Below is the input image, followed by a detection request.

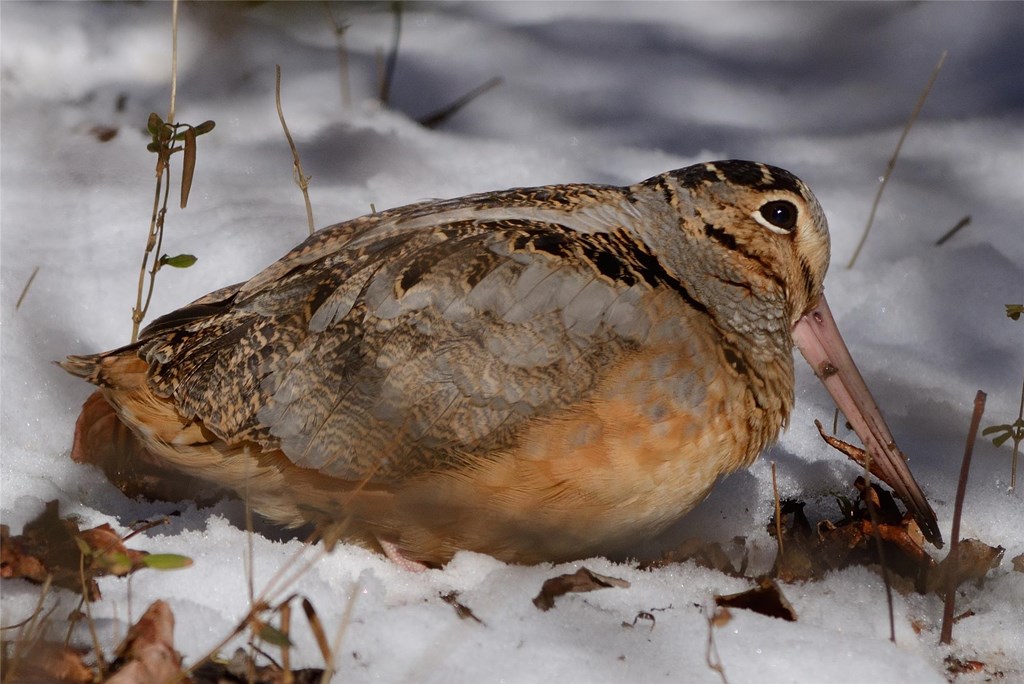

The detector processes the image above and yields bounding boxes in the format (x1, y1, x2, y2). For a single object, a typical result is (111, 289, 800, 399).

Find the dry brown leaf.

(643, 536, 747, 576)
(533, 567, 630, 611)
(769, 482, 936, 589)
(0, 500, 187, 600)
(944, 656, 986, 675)
(192, 648, 325, 683)
(715, 578, 797, 622)
(0, 640, 93, 683)
(441, 591, 485, 624)
(107, 600, 182, 683)
(1012, 552, 1024, 573)
(927, 539, 1004, 595)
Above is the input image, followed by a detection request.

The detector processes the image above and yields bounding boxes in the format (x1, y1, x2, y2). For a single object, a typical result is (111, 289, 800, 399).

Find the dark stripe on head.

(661, 164, 721, 189)
(702, 222, 785, 290)
(712, 161, 803, 194)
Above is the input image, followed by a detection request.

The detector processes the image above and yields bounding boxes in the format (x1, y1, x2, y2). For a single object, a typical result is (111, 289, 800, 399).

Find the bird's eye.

(757, 200, 798, 232)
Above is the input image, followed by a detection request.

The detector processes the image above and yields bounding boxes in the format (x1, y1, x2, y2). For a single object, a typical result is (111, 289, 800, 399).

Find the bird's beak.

(791, 294, 943, 547)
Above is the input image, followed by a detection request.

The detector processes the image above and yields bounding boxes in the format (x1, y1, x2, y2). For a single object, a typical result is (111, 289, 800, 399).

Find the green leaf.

(142, 553, 194, 570)
(74, 536, 92, 556)
(147, 112, 163, 135)
(160, 254, 197, 268)
(256, 622, 293, 647)
(195, 120, 216, 136)
(982, 424, 1010, 436)
(1006, 304, 1023, 321)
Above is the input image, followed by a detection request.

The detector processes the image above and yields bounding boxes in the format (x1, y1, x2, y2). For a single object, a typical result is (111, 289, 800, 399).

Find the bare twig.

(703, 605, 730, 684)
(168, 0, 178, 125)
(847, 50, 947, 269)
(378, 1, 403, 105)
(275, 65, 316, 235)
(418, 77, 504, 129)
(861, 474, 896, 644)
(323, 2, 351, 110)
(14, 266, 39, 311)
(771, 461, 784, 557)
(935, 215, 972, 246)
(941, 390, 986, 645)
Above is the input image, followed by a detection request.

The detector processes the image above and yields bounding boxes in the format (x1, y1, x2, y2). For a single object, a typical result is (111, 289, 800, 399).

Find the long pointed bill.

(791, 294, 943, 548)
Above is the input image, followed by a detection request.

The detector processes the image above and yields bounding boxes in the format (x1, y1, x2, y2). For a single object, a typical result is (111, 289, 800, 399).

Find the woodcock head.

(631, 161, 940, 546)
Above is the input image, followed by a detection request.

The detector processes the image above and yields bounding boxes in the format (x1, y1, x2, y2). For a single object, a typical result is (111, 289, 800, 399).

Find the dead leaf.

(944, 656, 986, 675)
(106, 600, 181, 683)
(1, 500, 190, 600)
(192, 648, 325, 683)
(1012, 553, 1024, 573)
(643, 536, 747, 576)
(715, 578, 797, 622)
(621, 611, 656, 630)
(769, 483, 936, 589)
(441, 591, 484, 624)
(0, 640, 93, 683)
(927, 539, 1004, 595)
(89, 125, 119, 142)
(533, 567, 630, 611)
(709, 606, 732, 627)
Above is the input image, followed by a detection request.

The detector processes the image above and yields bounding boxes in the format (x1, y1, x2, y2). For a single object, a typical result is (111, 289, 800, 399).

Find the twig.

(418, 77, 503, 129)
(861, 475, 896, 644)
(771, 461, 784, 557)
(275, 65, 316, 235)
(323, 2, 351, 110)
(14, 266, 39, 311)
(934, 215, 972, 246)
(847, 50, 947, 269)
(941, 390, 986, 645)
(168, 0, 178, 125)
(378, 1, 403, 105)
(703, 605, 730, 684)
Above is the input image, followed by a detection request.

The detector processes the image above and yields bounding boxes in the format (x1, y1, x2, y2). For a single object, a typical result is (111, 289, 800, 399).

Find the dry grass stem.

(419, 77, 504, 129)
(935, 215, 972, 246)
(703, 605, 730, 684)
(941, 390, 987, 645)
(771, 461, 784, 557)
(14, 266, 39, 311)
(378, 1, 403, 105)
(860, 460, 897, 644)
(322, 579, 363, 684)
(323, 2, 352, 110)
(847, 50, 947, 269)
(275, 65, 316, 235)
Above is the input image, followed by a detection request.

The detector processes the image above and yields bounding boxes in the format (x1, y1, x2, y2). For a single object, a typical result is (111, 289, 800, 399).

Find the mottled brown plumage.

(63, 160, 941, 565)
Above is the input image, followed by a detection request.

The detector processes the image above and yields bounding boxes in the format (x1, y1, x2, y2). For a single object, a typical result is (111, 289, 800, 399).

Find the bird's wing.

(137, 186, 677, 484)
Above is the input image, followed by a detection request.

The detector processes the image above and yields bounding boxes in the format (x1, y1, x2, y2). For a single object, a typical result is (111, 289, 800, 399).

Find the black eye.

(759, 200, 798, 232)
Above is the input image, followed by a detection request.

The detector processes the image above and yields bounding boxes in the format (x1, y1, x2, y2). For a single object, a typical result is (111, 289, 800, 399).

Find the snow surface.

(2, 2, 1023, 682)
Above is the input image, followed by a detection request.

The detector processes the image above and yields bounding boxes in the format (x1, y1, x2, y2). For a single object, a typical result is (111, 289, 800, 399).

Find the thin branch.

(418, 77, 503, 129)
(378, 1, 402, 105)
(847, 50, 947, 269)
(323, 2, 352, 110)
(935, 215, 972, 246)
(862, 476, 896, 644)
(941, 390, 987, 645)
(168, 0, 178, 125)
(771, 461, 784, 557)
(15, 266, 39, 311)
(275, 65, 316, 235)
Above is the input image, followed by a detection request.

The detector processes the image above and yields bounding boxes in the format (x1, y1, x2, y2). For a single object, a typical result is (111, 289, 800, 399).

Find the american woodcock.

(63, 160, 942, 566)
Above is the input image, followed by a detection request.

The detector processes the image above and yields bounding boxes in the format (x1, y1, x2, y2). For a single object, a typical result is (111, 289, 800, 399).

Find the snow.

(2, 2, 1023, 682)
